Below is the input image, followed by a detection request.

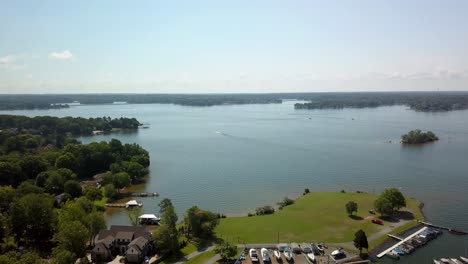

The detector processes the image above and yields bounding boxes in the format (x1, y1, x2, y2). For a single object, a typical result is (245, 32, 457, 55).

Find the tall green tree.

(64, 180, 82, 198)
(127, 206, 142, 226)
(214, 240, 237, 261)
(345, 201, 358, 215)
(158, 198, 173, 215)
(374, 188, 406, 216)
(9, 193, 56, 245)
(153, 203, 178, 254)
(54, 221, 89, 258)
(184, 206, 219, 239)
(353, 229, 369, 254)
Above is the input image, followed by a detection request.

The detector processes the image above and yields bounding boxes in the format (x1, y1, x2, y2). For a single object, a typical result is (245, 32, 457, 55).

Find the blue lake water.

(2, 101, 467, 262)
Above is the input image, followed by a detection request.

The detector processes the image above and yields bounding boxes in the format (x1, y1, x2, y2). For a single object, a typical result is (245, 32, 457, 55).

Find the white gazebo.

(138, 214, 160, 225)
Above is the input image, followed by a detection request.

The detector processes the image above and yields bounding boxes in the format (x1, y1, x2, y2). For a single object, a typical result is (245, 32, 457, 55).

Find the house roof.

(115, 231, 134, 241)
(95, 225, 151, 244)
(127, 237, 148, 253)
(96, 235, 114, 248)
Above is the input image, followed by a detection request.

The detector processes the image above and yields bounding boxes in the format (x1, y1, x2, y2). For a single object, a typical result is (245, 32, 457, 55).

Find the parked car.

(372, 219, 384, 225)
(290, 243, 301, 254)
(310, 243, 321, 255)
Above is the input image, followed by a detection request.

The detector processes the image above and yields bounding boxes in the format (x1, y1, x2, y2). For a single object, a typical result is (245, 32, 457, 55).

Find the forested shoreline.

(1, 92, 468, 112)
(0, 115, 149, 263)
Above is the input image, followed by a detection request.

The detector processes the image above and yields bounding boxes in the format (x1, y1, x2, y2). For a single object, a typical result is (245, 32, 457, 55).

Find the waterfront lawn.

(184, 251, 216, 264)
(216, 192, 422, 244)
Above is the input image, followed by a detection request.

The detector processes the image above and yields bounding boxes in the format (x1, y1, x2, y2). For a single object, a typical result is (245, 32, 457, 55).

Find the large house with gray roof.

(92, 225, 153, 263)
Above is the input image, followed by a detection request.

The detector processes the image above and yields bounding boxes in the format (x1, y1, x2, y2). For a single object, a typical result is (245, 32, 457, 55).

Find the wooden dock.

(418, 221, 468, 235)
(376, 227, 428, 258)
(119, 192, 159, 198)
(105, 203, 127, 208)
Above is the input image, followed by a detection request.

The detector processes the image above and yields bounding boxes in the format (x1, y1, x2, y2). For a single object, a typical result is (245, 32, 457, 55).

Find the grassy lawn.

(216, 192, 423, 244)
(184, 250, 216, 264)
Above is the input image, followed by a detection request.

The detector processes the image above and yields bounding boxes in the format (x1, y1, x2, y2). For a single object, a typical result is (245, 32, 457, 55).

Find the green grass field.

(216, 192, 423, 245)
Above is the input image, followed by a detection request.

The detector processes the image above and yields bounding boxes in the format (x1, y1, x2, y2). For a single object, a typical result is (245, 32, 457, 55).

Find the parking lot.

(239, 248, 338, 264)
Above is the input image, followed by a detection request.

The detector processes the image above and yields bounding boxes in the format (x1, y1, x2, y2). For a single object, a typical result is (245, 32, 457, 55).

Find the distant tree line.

(401, 130, 438, 144)
(294, 92, 468, 112)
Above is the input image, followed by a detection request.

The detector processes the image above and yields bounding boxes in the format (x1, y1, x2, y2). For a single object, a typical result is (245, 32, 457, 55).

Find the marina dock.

(418, 221, 468, 235)
(376, 227, 428, 258)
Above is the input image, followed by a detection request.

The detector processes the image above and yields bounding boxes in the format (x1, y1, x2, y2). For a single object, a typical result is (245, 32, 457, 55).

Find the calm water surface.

(2, 101, 467, 262)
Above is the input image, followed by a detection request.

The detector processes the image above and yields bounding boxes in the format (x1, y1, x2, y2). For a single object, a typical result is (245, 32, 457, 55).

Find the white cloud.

(0, 55, 15, 68)
(49, 50, 74, 60)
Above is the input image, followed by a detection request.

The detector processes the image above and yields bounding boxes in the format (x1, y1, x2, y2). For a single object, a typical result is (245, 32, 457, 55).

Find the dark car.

(310, 243, 321, 255)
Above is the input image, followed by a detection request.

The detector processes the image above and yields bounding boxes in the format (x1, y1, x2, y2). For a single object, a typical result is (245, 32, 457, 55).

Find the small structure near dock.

(138, 214, 160, 225)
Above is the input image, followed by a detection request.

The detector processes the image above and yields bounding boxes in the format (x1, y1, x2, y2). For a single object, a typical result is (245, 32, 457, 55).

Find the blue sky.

(1, 0, 467, 93)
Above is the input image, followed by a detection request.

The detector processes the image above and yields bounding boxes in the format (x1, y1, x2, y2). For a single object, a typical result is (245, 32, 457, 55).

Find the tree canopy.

(353, 229, 369, 254)
(374, 188, 406, 216)
(401, 130, 439, 144)
(346, 201, 358, 215)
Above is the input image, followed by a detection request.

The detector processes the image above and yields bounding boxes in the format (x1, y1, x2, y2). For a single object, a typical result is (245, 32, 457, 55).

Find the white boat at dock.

(273, 250, 281, 260)
(460, 256, 468, 263)
(284, 247, 293, 261)
(261, 248, 270, 262)
(125, 200, 143, 208)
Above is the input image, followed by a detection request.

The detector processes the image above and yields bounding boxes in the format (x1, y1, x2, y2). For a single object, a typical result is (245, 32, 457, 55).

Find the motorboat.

(261, 248, 270, 262)
(249, 248, 259, 262)
(433, 260, 441, 264)
(386, 251, 399, 260)
(451, 259, 464, 264)
(273, 250, 281, 260)
(306, 252, 316, 263)
(460, 256, 468, 263)
(284, 247, 293, 261)
(316, 243, 325, 252)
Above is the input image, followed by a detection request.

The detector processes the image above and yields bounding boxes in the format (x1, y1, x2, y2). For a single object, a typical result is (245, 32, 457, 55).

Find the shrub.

(303, 188, 310, 195)
(255, 206, 275, 215)
(277, 197, 294, 210)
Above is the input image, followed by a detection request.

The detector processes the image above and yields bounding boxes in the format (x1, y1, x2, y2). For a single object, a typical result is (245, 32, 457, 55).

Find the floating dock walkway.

(376, 227, 428, 258)
(418, 221, 468, 235)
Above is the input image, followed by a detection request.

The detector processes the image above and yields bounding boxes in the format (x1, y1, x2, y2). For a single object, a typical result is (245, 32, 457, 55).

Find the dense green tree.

(15, 181, 44, 197)
(0, 162, 22, 186)
(44, 171, 64, 194)
(131, 155, 150, 167)
(374, 188, 406, 216)
(401, 130, 439, 144)
(214, 240, 237, 261)
(103, 184, 117, 199)
(184, 206, 219, 239)
(54, 221, 89, 258)
(158, 198, 173, 214)
(161, 204, 178, 229)
(353, 229, 369, 254)
(127, 207, 142, 226)
(55, 153, 77, 171)
(9, 193, 56, 245)
(0, 186, 15, 212)
(346, 201, 358, 215)
(52, 248, 76, 264)
(0, 251, 47, 264)
(84, 186, 102, 201)
(153, 224, 178, 254)
(64, 180, 82, 198)
(18, 155, 48, 180)
(103, 172, 131, 189)
(88, 211, 106, 246)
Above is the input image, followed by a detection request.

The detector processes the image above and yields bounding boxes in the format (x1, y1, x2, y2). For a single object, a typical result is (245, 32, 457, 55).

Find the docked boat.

(316, 243, 325, 253)
(386, 251, 399, 260)
(138, 214, 160, 225)
(433, 260, 441, 264)
(284, 247, 293, 261)
(306, 253, 316, 263)
(125, 200, 142, 208)
(452, 259, 464, 264)
(273, 250, 281, 260)
(261, 248, 270, 262)
(441, 258, 454, 263)
(392, 248, 405, 255)
(249, 249, 259, 262)
(460, 256, 468, 263)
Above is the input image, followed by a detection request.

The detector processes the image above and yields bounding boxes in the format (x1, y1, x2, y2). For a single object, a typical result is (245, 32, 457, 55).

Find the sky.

(1, 0, 468, 94)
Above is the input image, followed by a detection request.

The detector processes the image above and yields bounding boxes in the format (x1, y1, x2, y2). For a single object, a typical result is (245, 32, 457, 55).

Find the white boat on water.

(433, 260, 442, 264)
(284, 247, 293, 261)
(273, 250, 281, 260)
(460, 256, 468, 263)
(452, 259, 464, 264)
(249, 249, 259, 262)
(441, 258, 454, 264)
(306, 253, 316, 263)
(261, 248, 270, 262)
(125, 200, 142, 208)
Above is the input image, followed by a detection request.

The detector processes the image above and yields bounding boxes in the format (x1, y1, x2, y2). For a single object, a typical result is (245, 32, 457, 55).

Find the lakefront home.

(92, 225, 153, 263)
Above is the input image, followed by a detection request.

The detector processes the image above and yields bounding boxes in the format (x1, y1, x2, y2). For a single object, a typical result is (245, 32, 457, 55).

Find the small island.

(401, 129, 439, 144)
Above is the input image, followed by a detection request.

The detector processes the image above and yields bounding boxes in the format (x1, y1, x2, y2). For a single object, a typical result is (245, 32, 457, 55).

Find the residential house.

(92, 225, 153, 263)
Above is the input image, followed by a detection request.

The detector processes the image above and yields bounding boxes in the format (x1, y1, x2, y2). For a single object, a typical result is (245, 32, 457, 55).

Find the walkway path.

(206, 254, 221, 264)
(174, 246, 215, 264)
